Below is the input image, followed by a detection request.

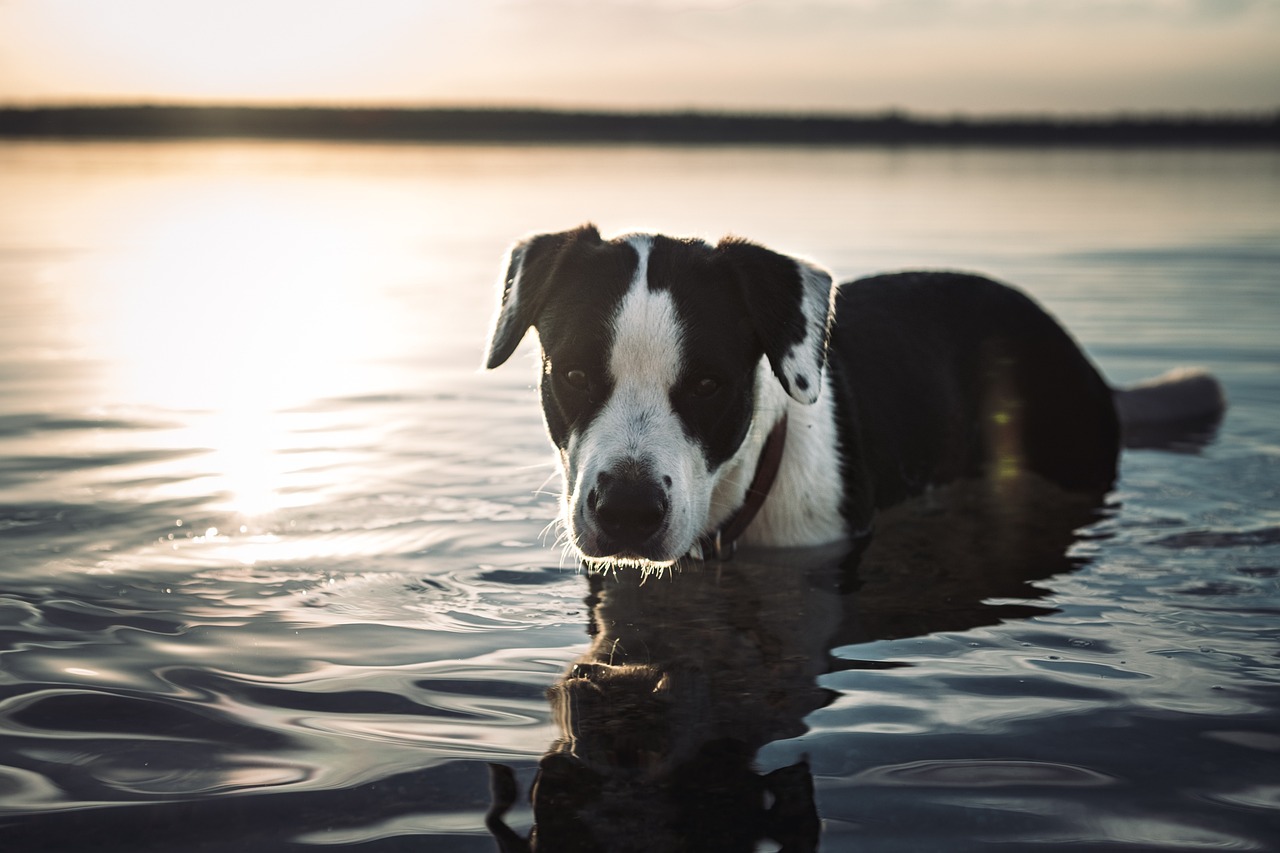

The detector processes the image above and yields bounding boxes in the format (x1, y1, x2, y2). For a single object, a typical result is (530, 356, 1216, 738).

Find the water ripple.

(852, 758, 1115, 788)
(1153, 527, 1280, 549)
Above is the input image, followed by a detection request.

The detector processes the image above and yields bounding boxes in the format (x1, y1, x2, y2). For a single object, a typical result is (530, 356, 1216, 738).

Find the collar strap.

(701, 414, 788, 560)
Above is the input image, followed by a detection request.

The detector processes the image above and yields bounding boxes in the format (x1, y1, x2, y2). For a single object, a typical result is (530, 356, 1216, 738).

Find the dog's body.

(486, 225, 1223, 568)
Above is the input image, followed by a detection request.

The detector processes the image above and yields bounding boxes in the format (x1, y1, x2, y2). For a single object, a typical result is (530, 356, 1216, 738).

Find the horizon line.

(3, 103, 1276, 147)
(2, 101, 1279, 121)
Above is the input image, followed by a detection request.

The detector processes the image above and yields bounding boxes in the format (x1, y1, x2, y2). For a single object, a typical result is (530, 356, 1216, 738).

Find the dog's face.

(486, 225, 832, 567)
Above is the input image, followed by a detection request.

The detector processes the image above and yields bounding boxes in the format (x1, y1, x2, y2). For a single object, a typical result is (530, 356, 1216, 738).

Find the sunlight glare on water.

(73, 177, 420, 522)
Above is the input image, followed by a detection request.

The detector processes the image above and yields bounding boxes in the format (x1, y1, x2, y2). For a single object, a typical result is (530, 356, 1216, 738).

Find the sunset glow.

(0, 0, 1276, 114)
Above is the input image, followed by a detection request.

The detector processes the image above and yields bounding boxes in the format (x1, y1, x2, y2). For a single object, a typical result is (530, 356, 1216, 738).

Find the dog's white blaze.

(566, 236, 710, 560)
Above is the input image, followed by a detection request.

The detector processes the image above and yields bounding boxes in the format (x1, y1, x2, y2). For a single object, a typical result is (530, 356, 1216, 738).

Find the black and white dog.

(485, 225, 1223, 569)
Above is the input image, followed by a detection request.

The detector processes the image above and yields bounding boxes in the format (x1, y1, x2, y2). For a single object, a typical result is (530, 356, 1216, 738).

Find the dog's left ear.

(714, 238, 835, 404)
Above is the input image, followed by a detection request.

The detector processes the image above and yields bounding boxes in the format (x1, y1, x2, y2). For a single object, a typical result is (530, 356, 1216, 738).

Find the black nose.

(588, 470, 668, 547)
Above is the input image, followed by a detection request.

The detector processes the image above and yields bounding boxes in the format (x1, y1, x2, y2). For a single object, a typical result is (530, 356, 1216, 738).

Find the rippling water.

(1, 141, 1277, 851)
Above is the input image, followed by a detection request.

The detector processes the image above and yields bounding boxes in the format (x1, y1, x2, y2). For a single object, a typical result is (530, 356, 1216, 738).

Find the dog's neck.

(699, 413, 788, 558)
(704, 360, 847, 551)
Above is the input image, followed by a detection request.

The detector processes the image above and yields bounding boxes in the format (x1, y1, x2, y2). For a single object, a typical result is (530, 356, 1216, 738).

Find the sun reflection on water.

(83, 181, 404, 520)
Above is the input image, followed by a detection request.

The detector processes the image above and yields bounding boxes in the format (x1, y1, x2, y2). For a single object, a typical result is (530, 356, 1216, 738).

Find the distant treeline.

(1, 105, 1277, 146)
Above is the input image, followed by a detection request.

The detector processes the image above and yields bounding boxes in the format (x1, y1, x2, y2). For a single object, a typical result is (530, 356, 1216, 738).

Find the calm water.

(0, 141, 1277, 852)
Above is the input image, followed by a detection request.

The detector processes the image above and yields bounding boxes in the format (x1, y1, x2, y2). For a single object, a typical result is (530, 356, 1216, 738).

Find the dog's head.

(485, 225, 833, 567)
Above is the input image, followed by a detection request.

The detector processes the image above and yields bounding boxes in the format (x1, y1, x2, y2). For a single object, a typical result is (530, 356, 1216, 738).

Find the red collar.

(701, 414, 788, 560)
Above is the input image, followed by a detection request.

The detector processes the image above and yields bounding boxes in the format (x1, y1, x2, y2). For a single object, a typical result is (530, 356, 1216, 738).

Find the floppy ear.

(714, 238, 835, 404)
(484, 224, 602, 369)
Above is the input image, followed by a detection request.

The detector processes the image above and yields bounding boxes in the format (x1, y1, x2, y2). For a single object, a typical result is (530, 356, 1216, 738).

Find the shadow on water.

(487, 476, 1108, 852)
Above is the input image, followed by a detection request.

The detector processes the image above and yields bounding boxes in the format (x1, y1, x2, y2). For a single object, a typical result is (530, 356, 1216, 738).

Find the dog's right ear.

(713, 238, 835, 405)
(485, 225, 602, 369)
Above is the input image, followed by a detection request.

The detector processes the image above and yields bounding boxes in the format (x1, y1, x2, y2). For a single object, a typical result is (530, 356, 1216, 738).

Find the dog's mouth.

(571, 526, 684, 572)
(579, 552, 680, 575)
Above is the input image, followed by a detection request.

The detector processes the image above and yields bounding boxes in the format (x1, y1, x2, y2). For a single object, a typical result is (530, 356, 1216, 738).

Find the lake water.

(0, 141, 1277, 852)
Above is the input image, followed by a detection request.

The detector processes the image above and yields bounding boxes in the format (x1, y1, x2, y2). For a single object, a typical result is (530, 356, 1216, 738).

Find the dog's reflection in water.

(489, 558, 833, 853)
(487, 478, 1106, 852)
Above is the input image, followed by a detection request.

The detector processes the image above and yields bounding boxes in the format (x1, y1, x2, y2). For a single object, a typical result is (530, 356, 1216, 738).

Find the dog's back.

(828, 272, 1120, 521)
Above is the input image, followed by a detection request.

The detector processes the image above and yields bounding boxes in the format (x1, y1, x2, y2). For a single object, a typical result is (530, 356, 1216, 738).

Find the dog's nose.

(588, 471, 668, 547)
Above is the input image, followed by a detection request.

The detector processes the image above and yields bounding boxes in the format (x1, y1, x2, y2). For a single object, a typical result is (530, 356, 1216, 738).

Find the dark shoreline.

(1, 105, 1277, 146)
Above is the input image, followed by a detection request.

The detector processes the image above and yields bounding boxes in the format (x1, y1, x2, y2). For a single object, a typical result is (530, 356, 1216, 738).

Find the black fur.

(828, 271, 1119, 528)
(650, 236, 767, 468)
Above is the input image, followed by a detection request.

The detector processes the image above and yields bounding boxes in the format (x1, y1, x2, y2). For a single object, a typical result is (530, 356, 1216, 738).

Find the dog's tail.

(1113, 367, 1226, 449)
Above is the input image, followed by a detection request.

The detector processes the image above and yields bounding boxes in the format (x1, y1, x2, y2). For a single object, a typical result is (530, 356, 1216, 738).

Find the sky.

(0, 0, 1277, 115)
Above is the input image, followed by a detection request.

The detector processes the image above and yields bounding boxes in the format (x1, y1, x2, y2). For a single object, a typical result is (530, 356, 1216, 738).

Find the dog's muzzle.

(582, 467, 670, 558)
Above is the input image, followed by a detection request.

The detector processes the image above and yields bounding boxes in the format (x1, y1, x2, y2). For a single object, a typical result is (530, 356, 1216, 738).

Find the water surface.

(1, 141, 1277, 851)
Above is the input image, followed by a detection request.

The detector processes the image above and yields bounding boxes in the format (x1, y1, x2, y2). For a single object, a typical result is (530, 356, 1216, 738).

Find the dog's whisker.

(537, 516, 562, 543)
(512, 462, 558, 473)
(534, 469, 561, 494)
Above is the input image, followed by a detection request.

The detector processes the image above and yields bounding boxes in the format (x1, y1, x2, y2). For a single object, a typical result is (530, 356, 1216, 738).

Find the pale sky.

(1, 0, 1277, 114)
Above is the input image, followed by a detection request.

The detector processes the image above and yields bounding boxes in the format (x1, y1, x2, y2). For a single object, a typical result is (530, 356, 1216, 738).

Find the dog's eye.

(563, 369, 589, 390)
(688, 377, 720, 399)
